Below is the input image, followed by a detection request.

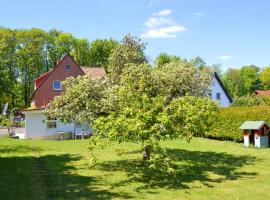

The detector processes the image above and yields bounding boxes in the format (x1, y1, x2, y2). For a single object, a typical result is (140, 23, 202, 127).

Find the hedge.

(205, 106, 270, 142)
(232, 95, 270, 107)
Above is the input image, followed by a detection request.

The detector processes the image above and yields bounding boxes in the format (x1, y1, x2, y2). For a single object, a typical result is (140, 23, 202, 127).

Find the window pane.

(53, 81, 61, 90)
(47, 121, 56, 129)
(66, 65, 71, 71)
(216, 93, 221, 100)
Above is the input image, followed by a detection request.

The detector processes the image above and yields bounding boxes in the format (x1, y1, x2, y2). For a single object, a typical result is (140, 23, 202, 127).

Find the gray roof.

(239, 121, 268, 130)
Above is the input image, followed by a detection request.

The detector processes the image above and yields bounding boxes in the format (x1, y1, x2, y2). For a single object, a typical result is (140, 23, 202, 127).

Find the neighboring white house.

(210, 72, 233, 108)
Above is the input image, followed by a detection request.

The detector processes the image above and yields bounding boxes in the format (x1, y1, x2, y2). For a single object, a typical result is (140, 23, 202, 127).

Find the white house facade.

(210, 72, 233, 108)
(22, 109, 90, 139)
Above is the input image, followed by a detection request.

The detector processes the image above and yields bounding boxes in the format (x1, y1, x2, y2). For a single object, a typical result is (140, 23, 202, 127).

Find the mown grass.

(0, 137, 269, 200)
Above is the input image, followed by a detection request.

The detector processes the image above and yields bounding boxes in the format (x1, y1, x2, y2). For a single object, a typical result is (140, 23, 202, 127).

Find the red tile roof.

(34, 71, 52, 88)
(255, 90, 270, 96)
(81, 67, 106, 79)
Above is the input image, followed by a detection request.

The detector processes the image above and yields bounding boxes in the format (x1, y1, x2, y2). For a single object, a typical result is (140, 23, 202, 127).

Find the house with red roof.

(22, 54, 105, 139)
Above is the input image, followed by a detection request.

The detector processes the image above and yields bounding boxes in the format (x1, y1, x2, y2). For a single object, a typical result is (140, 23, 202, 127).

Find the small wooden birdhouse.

(239, 121, 270, 148)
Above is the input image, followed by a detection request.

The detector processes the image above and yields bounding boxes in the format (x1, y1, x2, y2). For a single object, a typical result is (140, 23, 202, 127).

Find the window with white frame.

(53, 80, 62, 90)
(65, 64, 72, 71)
(46, 116, 57, 129)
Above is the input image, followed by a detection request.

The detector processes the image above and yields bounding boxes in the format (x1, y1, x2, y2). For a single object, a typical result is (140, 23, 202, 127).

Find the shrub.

(232, 95, 270, 107)
(205, 106, 270, 142)
(0, 115, 11, 127)
(16, 121, 25, 128)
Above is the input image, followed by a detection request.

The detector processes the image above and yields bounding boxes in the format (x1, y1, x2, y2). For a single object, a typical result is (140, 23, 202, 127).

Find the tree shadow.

(0, 153, 132, 200)
(94, 148, 258, 192)
(0, 144, 43, 154)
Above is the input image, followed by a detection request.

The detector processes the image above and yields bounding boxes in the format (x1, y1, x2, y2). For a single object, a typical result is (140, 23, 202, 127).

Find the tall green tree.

(16, 28, 48, 106)
(93, 64, 218, 161)
(239, 65, 260, 95)
(0, 28, 18, 107)
(71, 38, 90, 66)
(222, 68, 241, 98)
(88, 38, 118, 70)
(47, 29, 75, 68)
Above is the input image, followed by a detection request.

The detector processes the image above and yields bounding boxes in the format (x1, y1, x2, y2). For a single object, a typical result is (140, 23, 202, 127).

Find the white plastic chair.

(83, 131, 92, 139)
(74, 131, 84, 140)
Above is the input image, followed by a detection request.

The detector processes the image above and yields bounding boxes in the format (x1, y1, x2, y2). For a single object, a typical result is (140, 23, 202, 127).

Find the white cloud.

(141, 25, 186, 38)
(217, 55, 233, 61)
(144, 17, 175, 28)
(141, 9, 186, 39)
(194, 11, 205, 16)
(154, 9, 172, 16)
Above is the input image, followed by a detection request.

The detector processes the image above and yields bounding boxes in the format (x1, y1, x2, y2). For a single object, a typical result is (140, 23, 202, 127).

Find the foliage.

(90, 63, 218, 162)
(108, 34, 147, 84)
(0, 28, 19, 107)
(222, 68, 241, 98)
(259, 67, 270, 89)
(154, 53, 181, 68)
(239, 65, 260, 96)
(91, 94, 218, 161)
(190, 56, 206, 69)
(0, 115, 11, 127)
(45, 76, 107, 125)
(232, 95, 270, 107)
(88, 38, 118, 71)
(206, 106, 270, 142)
(71, 38, 91, 66)
(155, 60, 213, 98)
(16, 28, 49, 106)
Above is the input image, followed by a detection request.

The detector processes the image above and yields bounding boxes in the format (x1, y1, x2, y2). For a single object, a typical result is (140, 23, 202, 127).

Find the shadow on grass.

(0, 144, 43, 154)
(94, 148, 258, 191)
(0, 153, 132, 200)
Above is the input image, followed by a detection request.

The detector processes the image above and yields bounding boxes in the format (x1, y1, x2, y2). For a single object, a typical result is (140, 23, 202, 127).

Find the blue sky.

(1, 0, 270, 71)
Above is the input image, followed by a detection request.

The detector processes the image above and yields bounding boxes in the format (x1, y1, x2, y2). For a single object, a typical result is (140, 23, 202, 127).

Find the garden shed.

(239, 121, 270, 148)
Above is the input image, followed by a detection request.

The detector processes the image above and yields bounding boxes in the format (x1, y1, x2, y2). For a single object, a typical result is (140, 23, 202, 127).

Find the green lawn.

(0, 137, 269, 200)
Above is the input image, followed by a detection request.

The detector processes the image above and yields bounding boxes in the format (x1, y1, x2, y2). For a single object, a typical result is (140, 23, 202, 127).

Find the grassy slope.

(0, 137, 269, 200)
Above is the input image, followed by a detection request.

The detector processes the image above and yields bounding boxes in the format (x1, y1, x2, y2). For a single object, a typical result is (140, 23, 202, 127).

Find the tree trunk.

(143, 146, 151, 160)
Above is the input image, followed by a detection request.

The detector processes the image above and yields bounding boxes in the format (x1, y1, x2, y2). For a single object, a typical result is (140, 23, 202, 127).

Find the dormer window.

(65, 65, 72, 71)
(53, 80, 62, 90)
